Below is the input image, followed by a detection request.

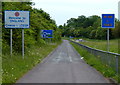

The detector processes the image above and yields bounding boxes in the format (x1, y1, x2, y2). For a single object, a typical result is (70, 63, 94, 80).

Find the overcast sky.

(32, 0, 120, 26)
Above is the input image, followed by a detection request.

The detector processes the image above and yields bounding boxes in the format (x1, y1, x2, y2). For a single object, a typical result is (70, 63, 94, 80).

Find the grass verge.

(70, 42, 119, 83)
(2, 41, 62, 84)
(73, 38, 119, 53)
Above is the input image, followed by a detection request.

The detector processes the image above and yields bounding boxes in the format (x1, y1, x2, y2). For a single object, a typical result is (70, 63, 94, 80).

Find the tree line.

(2, 2, 61, 54)
(59, 15, 120, 40)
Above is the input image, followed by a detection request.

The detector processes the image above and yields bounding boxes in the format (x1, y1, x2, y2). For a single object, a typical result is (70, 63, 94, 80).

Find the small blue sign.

(102, 14, 115, 28)
(41, 30, 53, 38)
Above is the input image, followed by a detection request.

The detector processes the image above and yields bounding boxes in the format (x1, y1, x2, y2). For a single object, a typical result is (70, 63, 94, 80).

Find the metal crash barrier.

(70, 40, 120, 76)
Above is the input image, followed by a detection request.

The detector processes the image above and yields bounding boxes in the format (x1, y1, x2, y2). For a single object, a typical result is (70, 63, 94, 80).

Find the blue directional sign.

(41, 30, 53, 38)
(102, 14, 115, 28)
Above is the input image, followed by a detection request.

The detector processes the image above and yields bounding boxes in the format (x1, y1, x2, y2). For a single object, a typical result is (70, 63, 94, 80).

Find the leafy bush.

(2, 2, 61, 54)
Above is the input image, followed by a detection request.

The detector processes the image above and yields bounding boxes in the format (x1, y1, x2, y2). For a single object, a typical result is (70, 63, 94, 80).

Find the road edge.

(15, 42, 62, 83)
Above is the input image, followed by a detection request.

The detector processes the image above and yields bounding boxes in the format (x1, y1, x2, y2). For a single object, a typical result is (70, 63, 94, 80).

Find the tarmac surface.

(16, 40, 110, 83)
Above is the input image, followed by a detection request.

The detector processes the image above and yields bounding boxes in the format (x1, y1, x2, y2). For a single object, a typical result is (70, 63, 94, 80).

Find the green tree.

(2, 2, 61, 53)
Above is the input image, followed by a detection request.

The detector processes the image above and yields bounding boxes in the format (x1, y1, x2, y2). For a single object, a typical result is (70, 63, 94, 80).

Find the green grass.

(76, 38, 119, 53)
(0, 40, 2, 84)
(70, 42, 119, 83)
(0, 56, 2, 84)
(2, 41, 62, 84)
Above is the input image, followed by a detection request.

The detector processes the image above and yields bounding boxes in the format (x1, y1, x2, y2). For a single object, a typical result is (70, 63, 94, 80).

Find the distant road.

(16, 40, 110, 83)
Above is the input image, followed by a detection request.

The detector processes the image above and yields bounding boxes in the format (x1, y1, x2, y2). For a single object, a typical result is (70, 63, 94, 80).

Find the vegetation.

(59, 15, 120, 40)
(61, 14, 120, 83)
(2, 2, 61, 54)
(70, 42, 119, 83)
(2, 2, 62, 84)
(1, 1, 120, 84)
(77, 38, 119, 53)
(2, 41, 61, 84)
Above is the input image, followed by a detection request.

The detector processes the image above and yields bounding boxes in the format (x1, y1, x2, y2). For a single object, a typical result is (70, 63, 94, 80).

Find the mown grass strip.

(70, 42, 119, 83)
(74, 38, 119, 53)
(2, 41, 62, 84)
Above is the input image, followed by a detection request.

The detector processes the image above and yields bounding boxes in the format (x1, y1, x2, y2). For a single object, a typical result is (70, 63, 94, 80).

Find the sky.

(31, 0, 120, 26)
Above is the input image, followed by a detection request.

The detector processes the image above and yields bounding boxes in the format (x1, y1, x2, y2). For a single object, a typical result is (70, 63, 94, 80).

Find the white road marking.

(55, 52, 62, 63)
(69, 56, 72, 62)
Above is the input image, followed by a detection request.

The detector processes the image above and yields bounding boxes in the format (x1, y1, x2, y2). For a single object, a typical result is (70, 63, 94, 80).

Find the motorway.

(16, 40, 110, 83)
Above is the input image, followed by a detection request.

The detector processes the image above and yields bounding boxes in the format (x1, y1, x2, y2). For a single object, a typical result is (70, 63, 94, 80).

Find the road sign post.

(10, 29, 12, 56)
(5, 11, 30, 58)
(22, 29, 24, 58)
(107, 28, 109, 52)
(102, 14, 115, 52)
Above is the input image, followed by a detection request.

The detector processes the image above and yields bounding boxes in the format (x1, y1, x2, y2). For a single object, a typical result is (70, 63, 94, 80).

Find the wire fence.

(71, 40, 120, 75)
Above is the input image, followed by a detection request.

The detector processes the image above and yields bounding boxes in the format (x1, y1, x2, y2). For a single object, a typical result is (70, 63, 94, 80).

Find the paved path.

(16, 40, 110, 83)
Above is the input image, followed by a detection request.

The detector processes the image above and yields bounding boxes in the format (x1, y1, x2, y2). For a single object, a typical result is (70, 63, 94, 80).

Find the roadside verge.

(70, 42, 119, 84)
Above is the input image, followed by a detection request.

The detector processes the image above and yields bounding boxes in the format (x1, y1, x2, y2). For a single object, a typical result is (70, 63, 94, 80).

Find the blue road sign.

(102, 14, 115, 28)
(41, 30, 53, 38)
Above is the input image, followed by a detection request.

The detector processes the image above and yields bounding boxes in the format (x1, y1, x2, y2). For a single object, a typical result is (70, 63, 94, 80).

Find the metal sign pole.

(22, 29, 24, 58)
(107, 28, 110, 65)
(10, 29, 12, 56)
(50, 38, 52, 43)
(107, 28, 109, 52)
